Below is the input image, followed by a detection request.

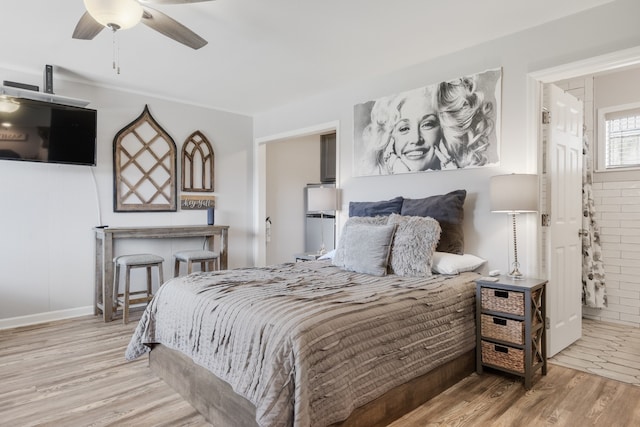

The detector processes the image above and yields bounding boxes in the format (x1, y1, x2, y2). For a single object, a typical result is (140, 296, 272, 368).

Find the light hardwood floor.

(1, 315, 640, 426)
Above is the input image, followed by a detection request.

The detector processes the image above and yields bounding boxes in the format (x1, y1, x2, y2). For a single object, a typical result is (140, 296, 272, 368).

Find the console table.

(94, 225, 229, 322)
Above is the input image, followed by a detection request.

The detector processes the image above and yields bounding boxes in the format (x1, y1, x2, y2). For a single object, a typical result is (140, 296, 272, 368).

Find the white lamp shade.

(490, 174, 539, 213)
(307, 187, 337, 212)
(84, 0, 143, 29)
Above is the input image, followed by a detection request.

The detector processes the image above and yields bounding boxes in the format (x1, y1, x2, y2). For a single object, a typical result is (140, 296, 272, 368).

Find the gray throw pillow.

(401, 190, 466, 255)
(333, 223, 397, 276)
(333, 216, 389, 266)
(387, 214, 441, 277)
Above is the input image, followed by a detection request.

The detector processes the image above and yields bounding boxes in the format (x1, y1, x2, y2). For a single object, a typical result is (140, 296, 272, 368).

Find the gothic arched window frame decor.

(113, 105, 177, 212)
(181, 130, 215, 192)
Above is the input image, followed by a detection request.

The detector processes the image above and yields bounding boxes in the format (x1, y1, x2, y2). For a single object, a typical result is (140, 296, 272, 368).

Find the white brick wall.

(587, 180, 640, 326)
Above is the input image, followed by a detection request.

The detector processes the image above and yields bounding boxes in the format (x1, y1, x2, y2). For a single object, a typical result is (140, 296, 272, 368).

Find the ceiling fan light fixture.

(0, 97, 20, 114)
(84, 0, 143, 30)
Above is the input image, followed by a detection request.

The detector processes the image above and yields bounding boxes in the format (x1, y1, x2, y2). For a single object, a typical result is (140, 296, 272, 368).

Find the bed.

(126, 190, 483, 426)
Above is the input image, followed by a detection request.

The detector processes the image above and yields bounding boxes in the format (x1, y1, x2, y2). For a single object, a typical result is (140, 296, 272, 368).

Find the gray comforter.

(126, 261, 477, 427)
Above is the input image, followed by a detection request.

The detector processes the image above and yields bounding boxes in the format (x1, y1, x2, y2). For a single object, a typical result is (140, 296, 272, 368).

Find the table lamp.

(490, 174, 539, 279)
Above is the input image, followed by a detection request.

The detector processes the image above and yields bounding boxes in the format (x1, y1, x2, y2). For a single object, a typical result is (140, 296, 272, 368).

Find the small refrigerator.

(304, 183, 336, 254)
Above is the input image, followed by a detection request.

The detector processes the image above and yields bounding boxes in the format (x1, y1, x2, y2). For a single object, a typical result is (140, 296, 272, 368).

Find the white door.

(546, 84, 583, 357)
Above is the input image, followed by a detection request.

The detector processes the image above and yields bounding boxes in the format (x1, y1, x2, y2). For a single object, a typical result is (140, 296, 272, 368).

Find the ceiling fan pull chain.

(117, 33, 121, 75)
(112, 30, 116, 72)
(111, 27, 121, 75)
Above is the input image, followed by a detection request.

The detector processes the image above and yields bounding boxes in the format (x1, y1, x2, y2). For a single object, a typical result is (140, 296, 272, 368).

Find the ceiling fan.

(72, 0, 214, 50)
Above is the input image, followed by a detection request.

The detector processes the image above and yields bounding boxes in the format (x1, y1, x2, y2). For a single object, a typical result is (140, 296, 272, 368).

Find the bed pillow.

(333, 223, 397, 276)
(333, 216, 389, 266)
(387, 214, 441, 277)
(318, 249, 335, 260)
(401, 190, 466, 255)
(432, 252, 486, 275)
(349, 196, 404, 217)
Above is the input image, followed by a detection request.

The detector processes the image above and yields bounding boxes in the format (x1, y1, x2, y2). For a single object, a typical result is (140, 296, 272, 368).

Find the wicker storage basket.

(481, 340, 524, 373)
(481, 314, 524, 345)
(481, 288, 543, 318)
(481, 288, 524, 315)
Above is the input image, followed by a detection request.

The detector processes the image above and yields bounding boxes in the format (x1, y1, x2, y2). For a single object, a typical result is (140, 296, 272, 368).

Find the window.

(598, 103, 640, 171)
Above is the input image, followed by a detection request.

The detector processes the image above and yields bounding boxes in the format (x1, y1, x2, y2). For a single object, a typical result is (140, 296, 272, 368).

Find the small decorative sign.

(0, 131, 27, 141)
(181, 195, 216, 210)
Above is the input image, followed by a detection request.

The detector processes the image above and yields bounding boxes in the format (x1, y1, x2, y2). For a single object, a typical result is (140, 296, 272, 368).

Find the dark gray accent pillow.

(333, 223, 397, 276)
(401, 190, 466, 255)
(349, 196, 404, 217)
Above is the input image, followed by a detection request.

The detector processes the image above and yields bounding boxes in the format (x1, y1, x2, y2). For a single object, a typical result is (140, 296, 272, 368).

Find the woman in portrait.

(361, 86, 447, 174)
(436, 75, 494, 168)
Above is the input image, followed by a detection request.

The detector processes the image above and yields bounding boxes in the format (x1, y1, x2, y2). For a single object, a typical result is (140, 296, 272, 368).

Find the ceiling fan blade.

(138, 0, 214, 5)
(141, 7, 208, 49)
(72, 11, 105, 40)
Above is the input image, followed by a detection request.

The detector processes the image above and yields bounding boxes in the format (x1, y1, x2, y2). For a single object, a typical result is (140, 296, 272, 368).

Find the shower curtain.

(582, 131, 607, 308)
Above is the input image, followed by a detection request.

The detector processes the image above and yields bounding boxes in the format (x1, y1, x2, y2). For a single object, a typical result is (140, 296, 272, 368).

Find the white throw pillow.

(431, 252, 486, 275)
(318, 249, 335, 260)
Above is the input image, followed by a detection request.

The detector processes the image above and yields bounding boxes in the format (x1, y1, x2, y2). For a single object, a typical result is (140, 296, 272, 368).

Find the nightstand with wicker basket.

(475, 276, 547, 389)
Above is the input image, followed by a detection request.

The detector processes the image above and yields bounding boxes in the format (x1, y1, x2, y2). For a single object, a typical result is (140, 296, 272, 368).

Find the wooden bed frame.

(149, 344, 475, 427)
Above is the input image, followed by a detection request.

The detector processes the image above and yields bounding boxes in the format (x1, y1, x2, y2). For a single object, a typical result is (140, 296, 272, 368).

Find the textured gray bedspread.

(126, 261, 478, 427)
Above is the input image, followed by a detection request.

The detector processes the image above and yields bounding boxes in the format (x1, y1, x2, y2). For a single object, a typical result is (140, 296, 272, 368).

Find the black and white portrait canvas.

(353, 68, 502, 176)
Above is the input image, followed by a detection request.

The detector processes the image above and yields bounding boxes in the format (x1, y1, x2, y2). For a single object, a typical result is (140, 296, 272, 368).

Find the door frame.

(253, 120, 340, 267)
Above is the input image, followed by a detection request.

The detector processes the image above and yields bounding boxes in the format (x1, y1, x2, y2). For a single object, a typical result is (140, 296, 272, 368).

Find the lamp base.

(508, 262, 525, 280)
(508, 214, 525, 280)
(317, 243, 327, 256)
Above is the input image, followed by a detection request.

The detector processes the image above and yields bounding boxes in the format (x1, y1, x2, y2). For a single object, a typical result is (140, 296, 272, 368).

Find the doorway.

(254, 121, 340, 267)
(529, 46, 640, 358)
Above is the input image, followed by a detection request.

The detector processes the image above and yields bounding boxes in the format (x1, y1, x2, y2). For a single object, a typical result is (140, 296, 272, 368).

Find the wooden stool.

(173, 250, 220, 277)
(113, 254, 164, 324)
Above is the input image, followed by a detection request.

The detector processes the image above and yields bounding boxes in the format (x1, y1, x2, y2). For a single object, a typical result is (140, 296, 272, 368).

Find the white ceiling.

(2, 0, 614, 115)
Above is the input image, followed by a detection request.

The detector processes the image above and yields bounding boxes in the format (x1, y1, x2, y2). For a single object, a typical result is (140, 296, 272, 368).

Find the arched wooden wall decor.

(181, 130, 214, 192)
(113, 105, 177, 212)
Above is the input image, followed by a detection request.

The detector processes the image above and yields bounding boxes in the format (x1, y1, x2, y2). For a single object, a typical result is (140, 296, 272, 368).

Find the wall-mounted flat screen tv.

(0, 96, 97, 166)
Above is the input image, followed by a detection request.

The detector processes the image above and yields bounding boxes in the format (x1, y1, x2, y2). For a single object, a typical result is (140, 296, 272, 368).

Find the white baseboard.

(0, 306, 94, 330)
